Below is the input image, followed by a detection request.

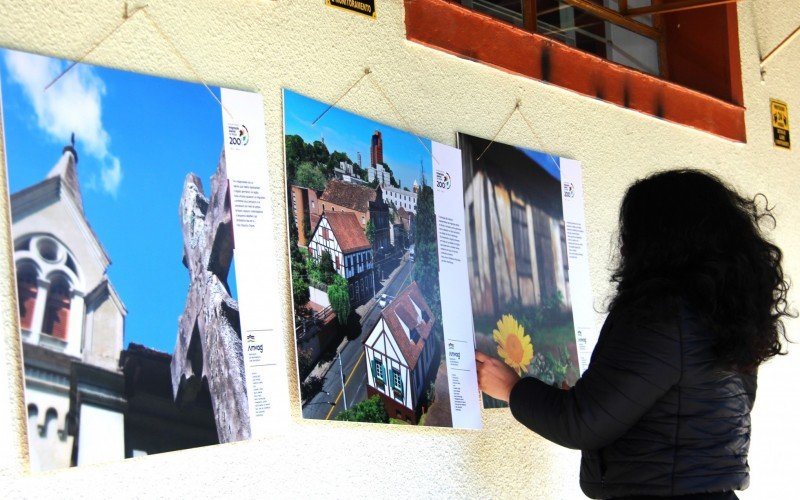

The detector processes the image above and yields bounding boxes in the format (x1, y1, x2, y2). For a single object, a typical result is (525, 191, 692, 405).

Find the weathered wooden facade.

(460, 134, 570, 318)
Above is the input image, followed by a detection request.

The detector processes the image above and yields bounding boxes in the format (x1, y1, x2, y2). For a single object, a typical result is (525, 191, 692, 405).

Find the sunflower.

(493, 314, 534, 376)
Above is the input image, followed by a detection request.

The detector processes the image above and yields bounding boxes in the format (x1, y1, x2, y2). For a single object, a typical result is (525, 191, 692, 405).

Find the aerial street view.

(284, 89, 456, 426)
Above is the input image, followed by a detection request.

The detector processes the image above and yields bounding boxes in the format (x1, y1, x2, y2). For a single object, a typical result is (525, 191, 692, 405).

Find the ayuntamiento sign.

(326, 0, 376, 18)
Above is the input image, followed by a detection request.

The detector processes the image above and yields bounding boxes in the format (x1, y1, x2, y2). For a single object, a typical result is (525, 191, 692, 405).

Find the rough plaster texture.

(0, 0, 797, 497)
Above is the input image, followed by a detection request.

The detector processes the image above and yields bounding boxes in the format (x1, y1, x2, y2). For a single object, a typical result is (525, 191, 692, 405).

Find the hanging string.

(475, 100, 519, 161)
(368, 73, 439, 166)
(44, 3, 147, 91)
(311, 68, 372, 125)
(43, 3, 233, 120)
(516, 103, 562, 173)
(473, 98, 561, 173)
(139, 8, 234, 120)
(310, 66, 439, 166)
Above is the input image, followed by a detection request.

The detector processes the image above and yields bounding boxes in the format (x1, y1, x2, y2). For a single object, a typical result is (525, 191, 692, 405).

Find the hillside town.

(287, 127, 449, 425)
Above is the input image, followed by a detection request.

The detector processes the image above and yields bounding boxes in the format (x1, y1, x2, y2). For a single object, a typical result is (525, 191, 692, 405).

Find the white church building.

(11, 142, 128, 470)
(363, 281, 437, 423)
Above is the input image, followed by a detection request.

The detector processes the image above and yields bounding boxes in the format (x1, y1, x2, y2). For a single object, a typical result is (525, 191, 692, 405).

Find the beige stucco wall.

(0, 0, 797, 497)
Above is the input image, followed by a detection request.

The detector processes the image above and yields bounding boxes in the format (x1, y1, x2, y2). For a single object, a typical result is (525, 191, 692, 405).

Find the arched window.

(27, 404, 39, 436)
(41, 408, 58, 438)
(41, 276, 71, 340)
(16, 264, 39, 331)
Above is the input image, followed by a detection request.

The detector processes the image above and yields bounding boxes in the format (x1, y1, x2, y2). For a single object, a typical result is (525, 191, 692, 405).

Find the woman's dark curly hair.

(609, 169, 792, 372)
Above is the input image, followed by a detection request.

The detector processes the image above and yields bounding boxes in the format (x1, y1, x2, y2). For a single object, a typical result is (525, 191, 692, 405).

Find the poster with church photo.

(457, 133, 597, 409)
(284, 89, 481, 429)
(0, 47, 289, 471)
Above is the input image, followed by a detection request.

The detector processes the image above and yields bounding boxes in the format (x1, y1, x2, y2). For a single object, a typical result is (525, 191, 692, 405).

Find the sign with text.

(771, 98, 790, 149)
(326, 0, 376, 18)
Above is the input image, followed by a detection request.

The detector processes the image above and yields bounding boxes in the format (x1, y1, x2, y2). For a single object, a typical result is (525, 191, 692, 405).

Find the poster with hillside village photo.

(457, 133, 598, 409)
(284, 89, 481, 428)
(0, 47, 289, 471)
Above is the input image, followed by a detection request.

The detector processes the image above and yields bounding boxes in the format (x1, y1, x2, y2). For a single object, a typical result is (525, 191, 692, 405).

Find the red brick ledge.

(404, 0, 746, 142)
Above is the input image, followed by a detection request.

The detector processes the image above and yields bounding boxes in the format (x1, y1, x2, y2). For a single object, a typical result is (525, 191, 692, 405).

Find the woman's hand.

(475, 350, 521, 403)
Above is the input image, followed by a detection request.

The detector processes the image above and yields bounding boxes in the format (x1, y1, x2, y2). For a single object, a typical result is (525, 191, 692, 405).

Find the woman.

(477, 169, 792, 499)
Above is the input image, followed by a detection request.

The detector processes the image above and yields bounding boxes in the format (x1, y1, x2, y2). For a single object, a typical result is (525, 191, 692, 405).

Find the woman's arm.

(485, 319, 682, 450)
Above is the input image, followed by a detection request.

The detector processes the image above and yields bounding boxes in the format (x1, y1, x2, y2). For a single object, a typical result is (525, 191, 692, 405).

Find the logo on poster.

(435, 170, 452, 190)
(563, 182, 575, 198)
(228, 124, 250, 148)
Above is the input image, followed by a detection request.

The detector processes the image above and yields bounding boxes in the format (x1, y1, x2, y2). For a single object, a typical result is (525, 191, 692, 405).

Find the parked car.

(379, 294, 389, 308)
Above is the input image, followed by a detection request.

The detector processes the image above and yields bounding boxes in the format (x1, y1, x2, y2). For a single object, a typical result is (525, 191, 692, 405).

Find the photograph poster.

(284, 89, 481, 429)
(457, 133, 597, 408)
(0, 48, 288, 471)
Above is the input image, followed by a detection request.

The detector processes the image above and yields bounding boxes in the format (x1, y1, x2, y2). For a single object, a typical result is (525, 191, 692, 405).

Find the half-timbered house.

(363, 282, 437, 423)
(307, 211, 375, 306)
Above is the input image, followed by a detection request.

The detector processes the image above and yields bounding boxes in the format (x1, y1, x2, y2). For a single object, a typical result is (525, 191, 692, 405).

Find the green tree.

(292, 270, 310, 308)
(365, 219, 375, 245)
(319, 251, 337, 284)
(328, 151, 351, 172)
(285, 134, 306, 182)
(413, 183, 443, 340)
(335, 395, 389, 423)
(327, 274, 351, 325)
(312, 140, 330, 167)
(288, 199, 310, 312)
(295, 161, 327, 191)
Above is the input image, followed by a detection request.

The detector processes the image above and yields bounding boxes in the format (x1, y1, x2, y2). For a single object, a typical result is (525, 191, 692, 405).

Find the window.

(16, 264, 39, 330)
(41, 276, 71, 340)
(512, 202, 532, 277)
(405, 0, 745, 141)
(391, 368, 404, 398)
(372, 358, 386, 387)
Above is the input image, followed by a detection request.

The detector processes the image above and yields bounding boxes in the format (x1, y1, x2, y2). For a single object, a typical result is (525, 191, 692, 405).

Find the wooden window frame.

(405, 0, 745, 141)
(391, 367, 404, 398)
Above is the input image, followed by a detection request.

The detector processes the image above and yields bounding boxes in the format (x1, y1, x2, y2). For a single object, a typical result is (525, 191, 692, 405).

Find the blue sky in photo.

(1, 48, 234, 354)
(283, 89, 433, 189)
(520, 148, 561, 181)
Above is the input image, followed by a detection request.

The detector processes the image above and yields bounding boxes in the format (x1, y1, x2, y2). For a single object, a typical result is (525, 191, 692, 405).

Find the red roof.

(322, 212, 371, 254)
(381, 282, 435, 369)
(319, 179, 376, 213)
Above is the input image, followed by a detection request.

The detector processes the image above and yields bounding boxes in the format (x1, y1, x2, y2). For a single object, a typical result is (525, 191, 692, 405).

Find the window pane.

(463, 0, 523, 27)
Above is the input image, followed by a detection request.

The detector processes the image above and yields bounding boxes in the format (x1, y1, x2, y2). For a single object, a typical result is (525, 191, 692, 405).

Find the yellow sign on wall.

(770, 98, 790, 149)
(326, 0, 376, 18)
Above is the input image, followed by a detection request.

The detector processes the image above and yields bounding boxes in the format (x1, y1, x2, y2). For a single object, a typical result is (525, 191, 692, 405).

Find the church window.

(41, 408, 58, 438)
(15, 236, 31, 252)
(16, 264, 39, 331)
(27, 404, 38, 435)
(41, 276, 71, 340)
(65, 255, 78, 276)
(37, 237, 60, 263)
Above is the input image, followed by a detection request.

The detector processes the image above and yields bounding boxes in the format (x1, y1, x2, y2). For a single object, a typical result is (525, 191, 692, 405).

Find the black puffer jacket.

(509, 307, 756, 499)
